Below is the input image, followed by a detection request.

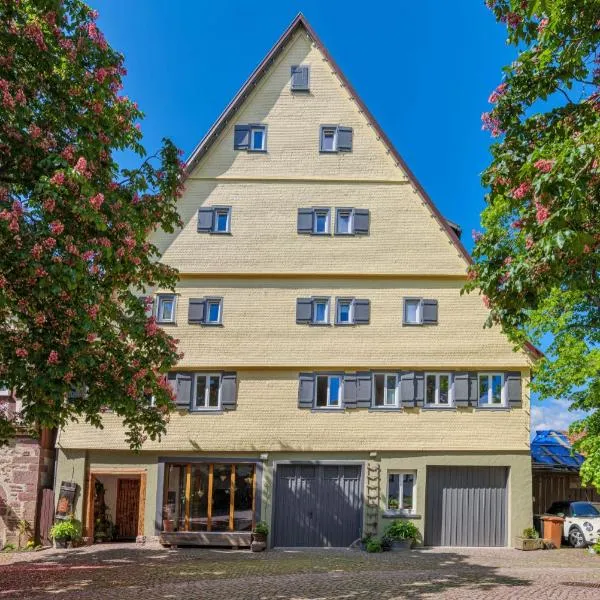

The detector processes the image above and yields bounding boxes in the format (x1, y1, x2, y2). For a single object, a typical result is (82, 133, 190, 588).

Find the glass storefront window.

(162, 462, 255, 533)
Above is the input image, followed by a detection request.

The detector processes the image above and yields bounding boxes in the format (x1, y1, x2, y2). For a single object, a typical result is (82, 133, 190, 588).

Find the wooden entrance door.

(116, 479, 140, 539)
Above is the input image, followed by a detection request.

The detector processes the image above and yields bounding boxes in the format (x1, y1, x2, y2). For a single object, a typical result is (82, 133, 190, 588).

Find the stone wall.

(0, 429, 56, 548)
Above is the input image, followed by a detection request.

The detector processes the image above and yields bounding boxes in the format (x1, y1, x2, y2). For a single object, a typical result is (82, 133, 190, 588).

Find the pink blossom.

(2, 90, 15, 110)
(481, 112, 503, 137)
(14, 88, 25, 106)
(89, 193, 104, 210)
(43, 198, 56, 212)
(95, 67, 109, 83)
(525, 236, 535, 250)
(511, 219, 524, 230)
(535, 200, 550, 224)
(49, 220, 64, 235)
(488, 83, 508, 104)
(503, 256, 513, 265)
(31, 244, 43, 260)
(29, 124, 42, 139)
(145, 318, 159, 337)
(503, 12, 522, 29)
(86, 333, 97, 343)
(42, 237, 56, 250)
(511, 182, 531, 199)
(534, 159, 554, 173)
(74, 156, 87, 175)
(82, 250, 95, 261)
(16, 348, 28, 358)
(61, 145, 75, 161)
(23, 23, 47, 51)
(34, 313, 46, 326)
(87, 304, 99, 319)
(538, 18, 549, 33)
(47, 350, 59, 365)
(63, 371, 74, 383)
(482, 295, 491, 309)
(50, 171, 65, 185)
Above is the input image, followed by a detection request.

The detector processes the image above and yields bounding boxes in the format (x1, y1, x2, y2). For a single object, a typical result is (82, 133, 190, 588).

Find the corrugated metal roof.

(531, 430, 584, 471)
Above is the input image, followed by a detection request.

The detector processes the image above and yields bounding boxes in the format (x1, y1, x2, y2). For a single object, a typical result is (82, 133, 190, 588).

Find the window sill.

(475, 406, 511, 411)
(402, 322, 423, 326)
(247, 149, 267, 153)
(157, 321, 177, 326)
(309, 322, 332, 327)
(382, 510, 421, 520)
(311, 408, 343, 413)
(189, 409, 223, 414)
(311, 232, 332, 236)
(319, 149, 339, 154)
(210, 231, 232, 235)
(421, 405, 455, 410)
(202, 322, 223, 327)
(368, 407, 401, 412)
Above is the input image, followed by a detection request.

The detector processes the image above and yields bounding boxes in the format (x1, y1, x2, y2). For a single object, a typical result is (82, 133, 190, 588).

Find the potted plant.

(251, 521, 269, 552)
(49, 515, 82, 549)
(366, 537, 383, 553)
(383, 519, 419, 551)
(515, 527, 543, 551)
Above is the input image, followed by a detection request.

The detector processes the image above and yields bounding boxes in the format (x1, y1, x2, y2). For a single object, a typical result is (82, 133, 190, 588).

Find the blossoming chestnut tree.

(0, 0, 185, 449)
(464, 1, 600, 487)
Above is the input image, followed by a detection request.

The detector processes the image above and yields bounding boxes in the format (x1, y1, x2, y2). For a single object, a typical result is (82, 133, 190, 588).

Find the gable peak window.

(291, 64, 310, 91)
(403, 298, 438, 325)
(313, 208, 330, 234)
(194, 374, 221, 410)
(373, 373, 398, 407)
(320, 125, 353, 153)
(478, 373, 505, 407)
(315, 374, 342, 408)
(234, 124, 266, 152)
(425, 373, 452, 406)
(313, 298, 329, 324)
(156, 294, 176, 324)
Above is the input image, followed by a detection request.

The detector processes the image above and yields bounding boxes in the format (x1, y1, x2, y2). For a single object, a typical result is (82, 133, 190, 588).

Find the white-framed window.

(336, 298, 354, 325)
(193, 374, 221, 410)
(315, 374, 342, 408)
(373, 373, 398, 407)
(213, 207, 231, 233)
(403, 298, 422, 325)
(205, 298, 223, 325)
(335, 208, 354, 235)
(387, 471, 416, 513)
(313, 208, 330, 234)
(320, 126, 337, 152)
(312, 298, 330, 324)
(425, 373, 452, 406)
(478, 373, 506, 407)
(156, 294, 176, 323)
(250, 125, 266, 151)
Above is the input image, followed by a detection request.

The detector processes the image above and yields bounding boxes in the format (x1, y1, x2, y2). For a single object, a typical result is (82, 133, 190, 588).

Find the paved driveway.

(1, 543, 599, 599)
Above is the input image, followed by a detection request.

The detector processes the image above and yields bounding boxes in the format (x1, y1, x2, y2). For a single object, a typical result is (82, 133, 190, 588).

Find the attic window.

(234, 124, 267, 152)
(291, 65, 310, 91)
(320, 125, 353, 152)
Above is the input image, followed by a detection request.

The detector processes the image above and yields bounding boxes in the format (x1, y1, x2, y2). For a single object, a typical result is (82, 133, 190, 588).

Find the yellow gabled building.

(56, 14, 537, 548)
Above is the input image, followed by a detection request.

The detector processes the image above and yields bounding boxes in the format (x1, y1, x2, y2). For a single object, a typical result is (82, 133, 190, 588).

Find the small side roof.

(532, 430, 584, 472)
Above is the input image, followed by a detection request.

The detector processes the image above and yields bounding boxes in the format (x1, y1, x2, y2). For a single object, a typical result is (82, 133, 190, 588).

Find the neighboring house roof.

(531, 430, 584, 472)
(181, 12, 543, 361)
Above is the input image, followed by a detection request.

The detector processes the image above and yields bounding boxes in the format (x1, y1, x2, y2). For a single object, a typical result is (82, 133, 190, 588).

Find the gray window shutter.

(415, 372, 425, 407)
(506, 371, 522, 408)
(356, 371, 372, 408)
(337, 126, 353, 151)
(422, 299, 438, 324)
(343, 373, 357, 409)
(400, 371, 415, 407)
(353, 299, 370, 325)
(298, 372, 314, 409)
(234, 124, 250, 150)
(353, 209, 369, 235)
(175, 373, 192, 409)
(221, 372, 237, 411)
(468, 372, 478, 405)
(167, 372, 178, 400)
(296, 298, 313, 324)
(188, 298, 205, 324)
(454, 372, 470, 407)
(291, 65, 309, 90)
(197, 208, 214, 232)
(297, 208, 314, 234)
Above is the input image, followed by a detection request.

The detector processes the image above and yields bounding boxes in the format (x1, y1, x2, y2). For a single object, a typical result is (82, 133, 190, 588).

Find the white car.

(546, 501, 600, 547)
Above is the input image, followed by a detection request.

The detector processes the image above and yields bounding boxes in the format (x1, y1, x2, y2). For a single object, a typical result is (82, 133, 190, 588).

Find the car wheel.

(568, 526, 587, 548)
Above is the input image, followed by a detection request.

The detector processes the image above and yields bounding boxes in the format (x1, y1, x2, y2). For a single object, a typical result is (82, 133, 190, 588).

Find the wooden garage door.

(272, 464, 363, 547)
(425, 466, 508, 547)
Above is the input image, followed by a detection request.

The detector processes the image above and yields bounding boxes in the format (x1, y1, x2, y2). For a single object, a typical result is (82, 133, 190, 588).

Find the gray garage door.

(272, 463, 363, 547)
(425, 466, 508, 547)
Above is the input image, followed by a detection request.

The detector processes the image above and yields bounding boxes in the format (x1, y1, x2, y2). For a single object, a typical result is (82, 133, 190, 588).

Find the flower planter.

(251, 531, 267, 552)
(53, 538, 68, 549)
(390, 539, 412, 551)
(515, 537, 543, 551)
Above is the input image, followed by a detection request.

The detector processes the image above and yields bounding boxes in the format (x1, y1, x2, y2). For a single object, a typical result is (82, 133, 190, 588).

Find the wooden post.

(207, 464, 214, 531)
(85, 472, 95, 540)
(229, 465, 236, 531)
(138, 473, 147, 537)
(184, 464, 191, 531)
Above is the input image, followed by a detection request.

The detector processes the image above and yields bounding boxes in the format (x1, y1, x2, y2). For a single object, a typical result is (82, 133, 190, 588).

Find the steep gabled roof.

(182, 12, 543, 361)
(183, 13, 471, 264)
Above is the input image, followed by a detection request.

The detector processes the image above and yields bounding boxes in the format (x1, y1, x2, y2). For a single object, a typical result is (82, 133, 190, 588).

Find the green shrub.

(384, 519, 420, 541)
(522, 527, 539, 540)
(49, 516, 82, 541)
(253, 521, 269, 536)
(366, 538, 383, 553)
(2, 543, 16, 552)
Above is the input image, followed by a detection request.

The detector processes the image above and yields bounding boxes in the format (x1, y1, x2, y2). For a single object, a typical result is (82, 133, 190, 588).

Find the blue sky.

(89, 0, 586, 434)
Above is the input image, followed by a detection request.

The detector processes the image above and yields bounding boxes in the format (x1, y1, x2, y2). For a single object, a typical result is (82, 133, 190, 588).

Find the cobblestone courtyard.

(1, 543, 599, 599)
